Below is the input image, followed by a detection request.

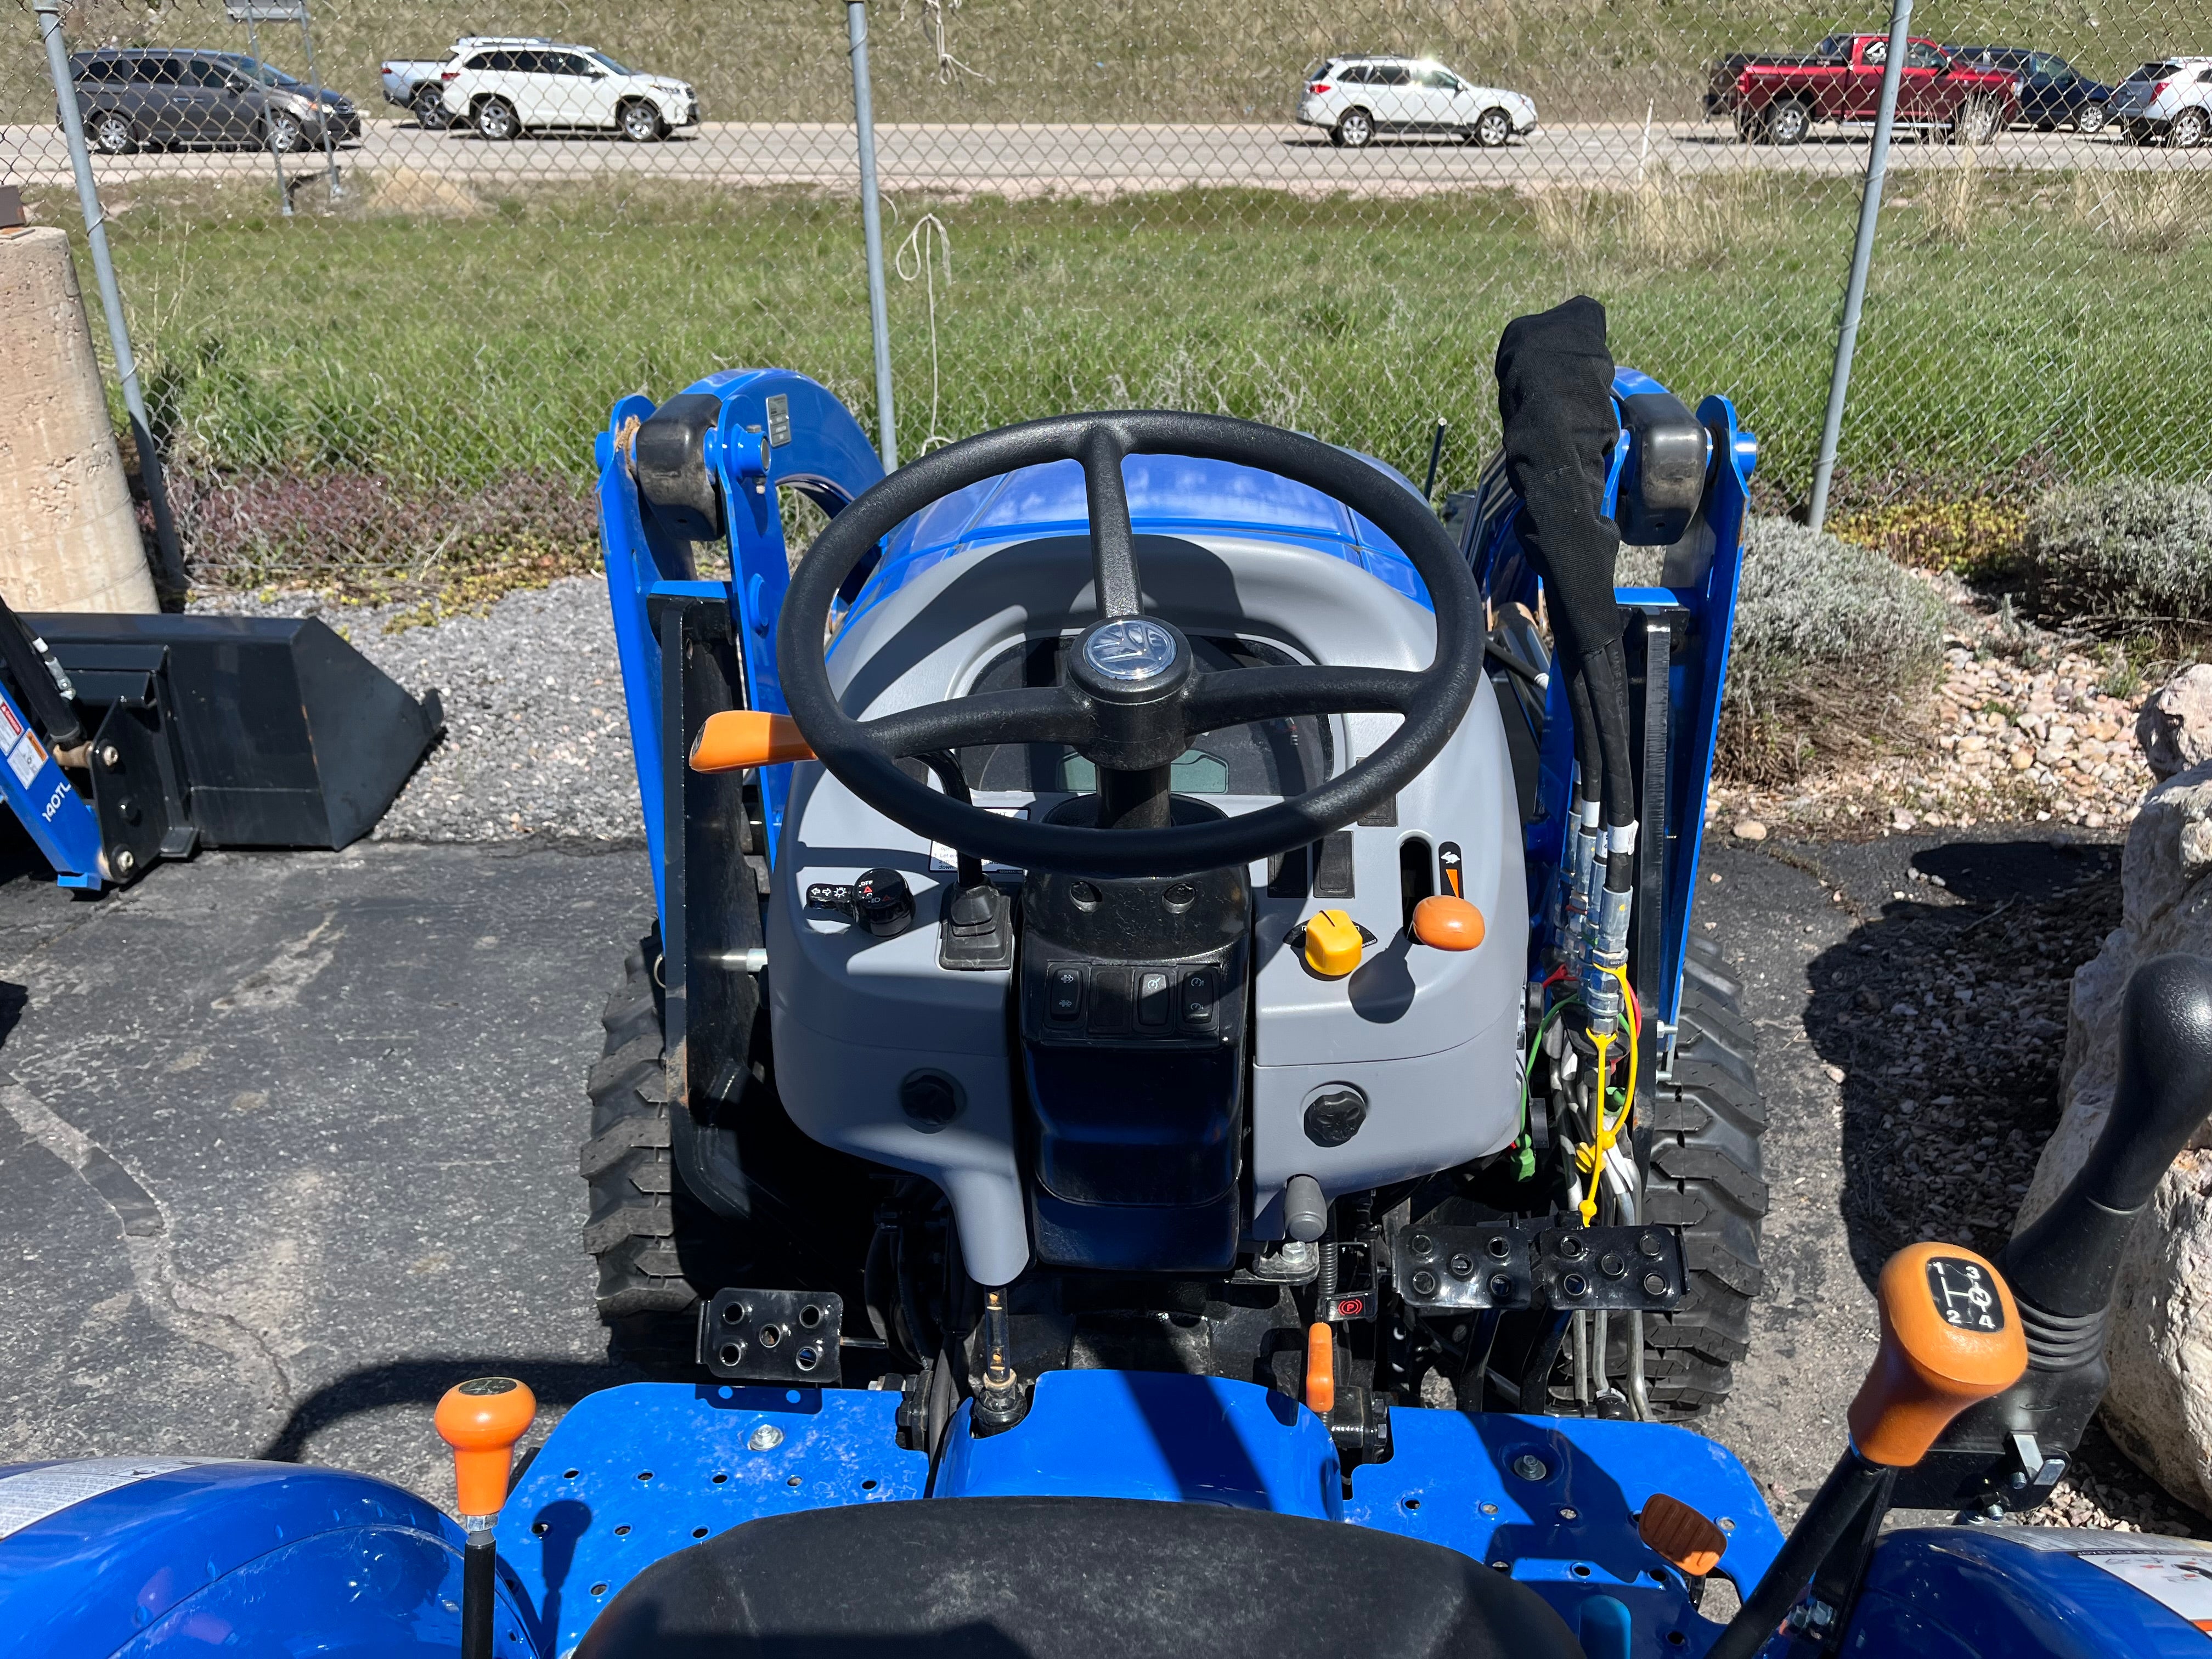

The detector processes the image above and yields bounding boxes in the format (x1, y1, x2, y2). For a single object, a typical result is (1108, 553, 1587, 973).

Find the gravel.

(191, 578, 643, 844)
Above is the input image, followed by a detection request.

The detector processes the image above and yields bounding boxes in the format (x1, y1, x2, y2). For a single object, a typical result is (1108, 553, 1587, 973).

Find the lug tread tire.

(1640, 948, 1767, 1415)
(582, 938, 748, 1353)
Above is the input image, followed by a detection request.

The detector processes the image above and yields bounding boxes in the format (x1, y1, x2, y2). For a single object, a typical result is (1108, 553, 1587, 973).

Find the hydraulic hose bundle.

(1496, 299, 1646, 1413)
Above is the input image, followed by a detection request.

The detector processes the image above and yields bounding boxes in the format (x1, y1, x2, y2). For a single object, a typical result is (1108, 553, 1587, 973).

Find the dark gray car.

(66, 49, 360, 155)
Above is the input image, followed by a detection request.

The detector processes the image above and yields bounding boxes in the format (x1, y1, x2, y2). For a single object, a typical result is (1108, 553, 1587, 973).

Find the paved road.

(0, 819, 2151, 1532)
(5, 117, 2202, 196)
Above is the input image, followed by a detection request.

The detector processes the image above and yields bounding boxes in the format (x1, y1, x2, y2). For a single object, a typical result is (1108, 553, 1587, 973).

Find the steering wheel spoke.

(860, 685, 1094, 759)
(1182, 664, 1424, 735)
(1080, 424, 1142, 620)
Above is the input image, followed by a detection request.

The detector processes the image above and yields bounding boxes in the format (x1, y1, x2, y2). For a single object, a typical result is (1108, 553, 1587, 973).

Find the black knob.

(854, 868, 915, 938)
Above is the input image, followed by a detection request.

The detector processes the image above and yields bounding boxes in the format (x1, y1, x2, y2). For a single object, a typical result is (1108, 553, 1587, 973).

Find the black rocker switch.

(1046, 966, 1085, 1022)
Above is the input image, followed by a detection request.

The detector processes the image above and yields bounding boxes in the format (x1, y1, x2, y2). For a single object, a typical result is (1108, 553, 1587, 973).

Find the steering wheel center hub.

(1079, 618, 1182, 686)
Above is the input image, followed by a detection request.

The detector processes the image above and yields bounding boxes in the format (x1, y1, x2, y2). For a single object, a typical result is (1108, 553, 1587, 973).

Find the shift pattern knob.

(1847, 1243, 2027, 1468)
(436, 1375, 538, 1519)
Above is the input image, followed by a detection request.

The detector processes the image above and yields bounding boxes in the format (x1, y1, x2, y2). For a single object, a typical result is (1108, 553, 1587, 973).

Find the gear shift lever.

(1704, 1244, 2026, 1659)
(437, 1376, 537, 1659)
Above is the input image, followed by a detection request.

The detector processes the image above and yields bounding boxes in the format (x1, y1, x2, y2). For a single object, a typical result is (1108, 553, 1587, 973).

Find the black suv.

(1942, 46, 2114, 132)
(66, 49, 359, 155)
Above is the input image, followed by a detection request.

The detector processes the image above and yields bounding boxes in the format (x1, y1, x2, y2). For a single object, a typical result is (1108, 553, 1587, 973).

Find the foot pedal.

(698, 1288, 844, 1385)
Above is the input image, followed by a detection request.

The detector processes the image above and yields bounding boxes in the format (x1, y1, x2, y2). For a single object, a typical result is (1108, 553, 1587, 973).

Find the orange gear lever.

(1707, 1244, 2029, 1659)
(1848, 1242, 2027, 1467)
(1410, 894, 1485, 951)
(690, 710, 815, 773)
(436, 1375, 538, 1519)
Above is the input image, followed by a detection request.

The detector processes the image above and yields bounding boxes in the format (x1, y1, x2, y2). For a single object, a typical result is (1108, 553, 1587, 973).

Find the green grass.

(21, 168, 2212, 580)
(2, 0, 2192, 127)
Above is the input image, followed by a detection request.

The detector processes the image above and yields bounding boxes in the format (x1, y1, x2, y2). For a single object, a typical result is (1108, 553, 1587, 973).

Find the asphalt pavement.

(0, 818, 2134, 1525)
(4, 118, 2199, 196)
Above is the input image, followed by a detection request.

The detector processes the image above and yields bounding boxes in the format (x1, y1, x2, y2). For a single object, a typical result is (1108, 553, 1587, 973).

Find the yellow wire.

(1576, 975, 1643, 1225)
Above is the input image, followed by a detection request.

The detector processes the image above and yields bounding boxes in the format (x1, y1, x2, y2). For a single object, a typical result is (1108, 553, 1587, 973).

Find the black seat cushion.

(578, 1493, 1585, 1659)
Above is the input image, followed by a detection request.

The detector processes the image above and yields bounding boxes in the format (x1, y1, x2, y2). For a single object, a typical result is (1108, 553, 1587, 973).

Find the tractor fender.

(0, 1458, 538, 1657)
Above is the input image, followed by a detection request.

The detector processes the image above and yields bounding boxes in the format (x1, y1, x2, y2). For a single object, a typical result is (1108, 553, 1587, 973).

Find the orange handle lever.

(690, 710, 815, 772)
(436, 1376, 538, 1519)
(1847, 1242, 2027, 1468)
(1304, 1322, 1336, 1415)
(1410, 894, 1485, 951)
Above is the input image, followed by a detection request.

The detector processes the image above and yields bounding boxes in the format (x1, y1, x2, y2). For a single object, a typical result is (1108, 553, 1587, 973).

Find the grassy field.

(4, 0, 2197, 127)
(18, 164, 2212, 584)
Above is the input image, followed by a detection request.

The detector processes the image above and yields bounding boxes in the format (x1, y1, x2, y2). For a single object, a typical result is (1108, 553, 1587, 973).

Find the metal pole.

(242, 12, 293, 217)
(297, 2, 340, 200)
(847, 1, 897, 471)
(33, 0, 186, 597)
(1807, 0, 1914, 532)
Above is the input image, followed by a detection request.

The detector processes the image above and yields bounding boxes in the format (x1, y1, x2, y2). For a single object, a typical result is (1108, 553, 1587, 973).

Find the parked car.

(1941, 46, 2112, 132)
(380, 37, 553, 129)
(1706, 33, 2020, 144)
(1297, 55, 1537, 148)
(2108, 57, 2212, 147)
(66, 48, 359, 155)
(437, 42, 698, 142)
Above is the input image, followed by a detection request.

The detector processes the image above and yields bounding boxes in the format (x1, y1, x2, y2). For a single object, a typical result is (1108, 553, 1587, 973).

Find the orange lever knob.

(1847, 1243, 2027, 1468)
(1304, 1322, 1336, 1415)
(690, 710, 815, 772)
(1411, 894, 1485, 950)
(436, 1376, 538, 1518)
(1639, 1493, 1728, 1578)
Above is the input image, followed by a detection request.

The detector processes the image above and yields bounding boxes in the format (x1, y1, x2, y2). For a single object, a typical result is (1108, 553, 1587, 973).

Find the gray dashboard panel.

(769, 530, 1528, 1281)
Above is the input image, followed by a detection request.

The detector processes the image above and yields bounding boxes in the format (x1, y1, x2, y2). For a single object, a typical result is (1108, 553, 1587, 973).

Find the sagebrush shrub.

(2024, 478, 2212, 633)
(1718, 517, 1950, 782)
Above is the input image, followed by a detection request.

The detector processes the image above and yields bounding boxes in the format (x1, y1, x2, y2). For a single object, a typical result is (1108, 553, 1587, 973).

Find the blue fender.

(0, 1458, 535, 1657)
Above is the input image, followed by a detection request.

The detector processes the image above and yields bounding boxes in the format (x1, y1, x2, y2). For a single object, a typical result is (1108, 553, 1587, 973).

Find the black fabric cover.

(577, 1494, 1586, 1659)
(1492, 296, 1623, 677)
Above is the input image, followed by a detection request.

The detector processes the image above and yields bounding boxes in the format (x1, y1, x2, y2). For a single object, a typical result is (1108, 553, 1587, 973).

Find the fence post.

(240, 11, 293, 217)
(1806, 0, 1914, 532)
(33, 0, 187, 598)
(297, 2, 341, 201)
(847, 0, 898, 472)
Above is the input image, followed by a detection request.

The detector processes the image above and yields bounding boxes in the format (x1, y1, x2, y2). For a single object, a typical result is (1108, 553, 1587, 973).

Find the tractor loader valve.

(1895, 951, 2212, 1513)
(436, 1375, 537, 1659)
(1705, 1243, 2025, 1659)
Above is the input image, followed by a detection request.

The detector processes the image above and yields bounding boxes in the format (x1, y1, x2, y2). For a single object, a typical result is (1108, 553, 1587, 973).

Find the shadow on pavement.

(259, 1356, 659, 1463)
(1801, 836, 2120, 1285)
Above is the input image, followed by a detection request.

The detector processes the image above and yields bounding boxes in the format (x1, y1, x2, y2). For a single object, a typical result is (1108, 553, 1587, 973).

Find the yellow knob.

(1304, 910, 1364, 979)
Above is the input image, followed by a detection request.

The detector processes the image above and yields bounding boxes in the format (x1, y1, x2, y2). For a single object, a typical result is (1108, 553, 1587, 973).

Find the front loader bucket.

(23, 611, 441, 867)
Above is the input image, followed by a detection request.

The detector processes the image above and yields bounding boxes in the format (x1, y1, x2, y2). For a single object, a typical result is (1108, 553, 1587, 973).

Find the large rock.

(2137, 664, 2212, 782)
(0, 225, 158, 613)
(2019, 753, 2212, 1511)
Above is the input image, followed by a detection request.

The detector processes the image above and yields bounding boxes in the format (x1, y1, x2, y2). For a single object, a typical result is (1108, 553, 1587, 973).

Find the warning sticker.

(0, 699, 22, 744)
(0, 1458, 210, 1540)
(929, 804, 1029, 873)
(6, 729, 44, 788)
(2080, 1550, 2212, 1633)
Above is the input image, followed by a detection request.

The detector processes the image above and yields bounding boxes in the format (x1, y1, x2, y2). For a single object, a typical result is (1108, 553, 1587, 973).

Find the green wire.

(1514, 994, 1578, 1182)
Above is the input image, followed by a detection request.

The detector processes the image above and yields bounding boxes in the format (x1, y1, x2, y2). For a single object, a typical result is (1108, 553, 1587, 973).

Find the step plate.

(698, 1288, 845, 1385)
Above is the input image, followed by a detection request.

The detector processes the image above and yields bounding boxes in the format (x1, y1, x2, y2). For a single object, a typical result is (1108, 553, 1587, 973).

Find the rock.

(1892, 808, 1918, 831)
(1732, 819, 1768, 842)
(2137, 665, 2212, 782)
(2020, 754, 2212, 1514)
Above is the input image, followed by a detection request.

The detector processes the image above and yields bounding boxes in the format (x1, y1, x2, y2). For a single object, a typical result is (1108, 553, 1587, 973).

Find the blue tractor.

(7, 300, 2212, 1658)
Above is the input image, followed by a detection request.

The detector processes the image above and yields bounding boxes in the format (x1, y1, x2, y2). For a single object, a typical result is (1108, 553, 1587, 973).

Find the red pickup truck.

(1707, 34, 2021, 144)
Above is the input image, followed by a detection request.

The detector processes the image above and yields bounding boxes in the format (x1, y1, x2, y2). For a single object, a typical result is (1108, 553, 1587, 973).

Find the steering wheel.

(776, 410, 1483, 879)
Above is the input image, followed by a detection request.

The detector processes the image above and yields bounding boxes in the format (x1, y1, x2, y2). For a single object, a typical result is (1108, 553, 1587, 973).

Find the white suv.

(2110, 56, 2212, 146)
(439, 43, 697, 142)
(1299, 56, 1537, 148)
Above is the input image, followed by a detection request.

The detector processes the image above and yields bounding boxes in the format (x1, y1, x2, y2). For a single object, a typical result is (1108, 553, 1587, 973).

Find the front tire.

(1635, 934, 1770, 1416)
(263, 111, 306, 153)
(619, 99, 666, 143)
(88, 110, 137, 155)
(1471, 107, 1513, 148)
(1333, 108, 1374, 149)
(1765, 99, 1809, 145)
(582, 936, 753, 1357)
(2172, 107, 2209, 149)
(473, 95, 519, 141)
(2073, 101, 2108, 135)
(411, 84, 453, 130)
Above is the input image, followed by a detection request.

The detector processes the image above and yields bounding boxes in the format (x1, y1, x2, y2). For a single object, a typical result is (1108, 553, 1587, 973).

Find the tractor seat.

(577, 1493, 1585, 1659)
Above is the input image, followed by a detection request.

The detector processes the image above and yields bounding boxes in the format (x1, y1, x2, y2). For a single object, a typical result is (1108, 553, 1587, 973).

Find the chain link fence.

(3, 0, 2208, 593)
